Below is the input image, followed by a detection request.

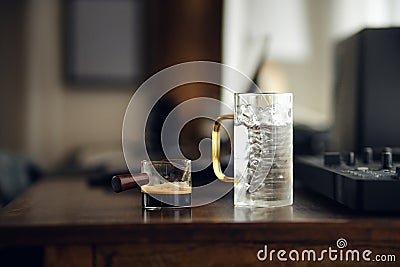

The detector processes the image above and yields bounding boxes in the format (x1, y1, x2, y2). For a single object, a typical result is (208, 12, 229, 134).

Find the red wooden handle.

(111, 173, 149, 193)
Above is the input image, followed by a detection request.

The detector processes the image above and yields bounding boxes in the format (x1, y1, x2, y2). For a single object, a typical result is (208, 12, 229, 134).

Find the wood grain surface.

(1, 178, 400, 266)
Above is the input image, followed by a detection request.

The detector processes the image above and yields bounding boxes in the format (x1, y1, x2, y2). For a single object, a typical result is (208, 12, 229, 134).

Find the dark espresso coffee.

(141, 183, 191, 209)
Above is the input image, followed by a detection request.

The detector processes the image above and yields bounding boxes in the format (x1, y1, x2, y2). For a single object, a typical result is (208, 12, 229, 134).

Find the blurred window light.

(223, 0, 310, 68)
(246, 0, 310, 62)
(221, 0, 309, 107)
(331, 0, 400, 38)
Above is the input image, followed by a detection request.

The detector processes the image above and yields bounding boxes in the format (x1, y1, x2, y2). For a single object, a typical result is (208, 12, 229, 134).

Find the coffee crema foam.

(141, 182, 192, 194)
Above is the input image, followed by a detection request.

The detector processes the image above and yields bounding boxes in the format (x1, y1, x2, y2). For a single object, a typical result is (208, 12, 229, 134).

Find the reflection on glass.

(143, 208, 192, 223)
(234, 206, 293, 222)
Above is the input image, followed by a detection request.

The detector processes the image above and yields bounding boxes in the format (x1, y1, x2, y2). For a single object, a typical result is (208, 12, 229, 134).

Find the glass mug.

(141, 159, 191, 209)
(212, 93, 293, 207)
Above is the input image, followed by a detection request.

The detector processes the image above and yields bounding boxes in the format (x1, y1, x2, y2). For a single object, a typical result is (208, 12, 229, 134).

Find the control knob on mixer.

(362, 147, 373, 164)
(346, 152, 356, 166)
(381, 151, 393, 169)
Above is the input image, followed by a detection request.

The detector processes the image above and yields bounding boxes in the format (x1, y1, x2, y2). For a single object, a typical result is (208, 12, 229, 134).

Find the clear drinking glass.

(141, 159, 191, 209)
(212, 93, 293, 207)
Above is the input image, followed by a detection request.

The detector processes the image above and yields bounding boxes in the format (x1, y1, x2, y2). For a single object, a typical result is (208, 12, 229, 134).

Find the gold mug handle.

(212, 114, 235, 183)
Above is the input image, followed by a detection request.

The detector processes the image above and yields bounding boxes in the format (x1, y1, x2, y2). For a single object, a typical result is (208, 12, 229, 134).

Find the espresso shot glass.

(141, 159, 191, 209)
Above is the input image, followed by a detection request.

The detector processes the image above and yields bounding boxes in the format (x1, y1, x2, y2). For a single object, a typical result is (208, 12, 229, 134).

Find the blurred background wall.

(0, 0, 222, 172)
(1, 0, 134, 170)
(1, 0, 400, 174)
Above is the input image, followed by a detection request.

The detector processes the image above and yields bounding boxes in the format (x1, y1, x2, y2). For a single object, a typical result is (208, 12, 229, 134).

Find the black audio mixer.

(295, 148, 400, 212)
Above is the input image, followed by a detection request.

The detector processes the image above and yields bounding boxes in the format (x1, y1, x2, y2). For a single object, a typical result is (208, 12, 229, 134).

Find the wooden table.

(1, 177, 399, 266)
